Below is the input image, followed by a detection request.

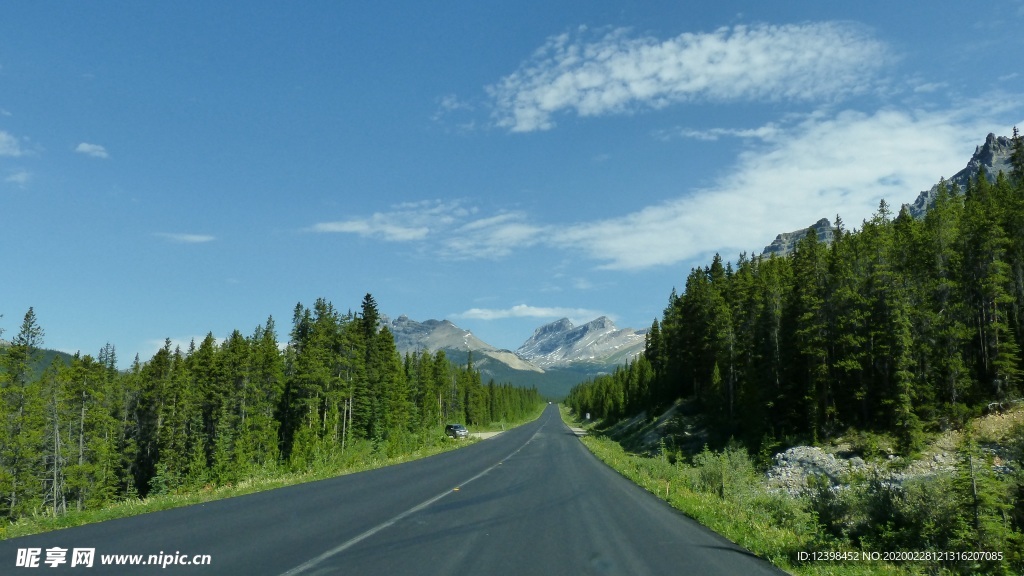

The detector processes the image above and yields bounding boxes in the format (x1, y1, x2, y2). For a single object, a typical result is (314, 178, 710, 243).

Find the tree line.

(0, 294, 542, 523)
(568, 128, 1024, 454)
(565, 131, 1024, 571)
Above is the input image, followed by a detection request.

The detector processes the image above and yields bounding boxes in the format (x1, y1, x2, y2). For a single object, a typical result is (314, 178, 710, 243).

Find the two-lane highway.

(1, 405, 787, 575)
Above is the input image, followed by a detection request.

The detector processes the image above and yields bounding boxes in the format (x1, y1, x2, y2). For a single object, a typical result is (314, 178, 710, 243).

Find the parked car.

(445, 423, 468, 438)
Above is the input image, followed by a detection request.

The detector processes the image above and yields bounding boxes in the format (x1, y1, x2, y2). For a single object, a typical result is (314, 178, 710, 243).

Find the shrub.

(691, 442, 758, 500)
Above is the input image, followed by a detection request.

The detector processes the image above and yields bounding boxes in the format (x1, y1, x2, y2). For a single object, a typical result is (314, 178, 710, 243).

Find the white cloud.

(488, 23, 889, 132)
(0, 131, 25, 157)
(310, 200, 467, 242)
(309, 201, 545, 258)
(310, 219, 429, 241)
(75, 142, 109, 158)
(154, 232, 216, 244)
(432, 93, 479, 131)
(442, 212, 546, 258)
(913, 82, 947, 93)
(453, 304, 610, 324)
(665, 123, 783, 142)
(4, 170, 31, 186)
(552, 105, 1006, 270)
(311, 99, 1018, 271)
(434, 93, 473, 116)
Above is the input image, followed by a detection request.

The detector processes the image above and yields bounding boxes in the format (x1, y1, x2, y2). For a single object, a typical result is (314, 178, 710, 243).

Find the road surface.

(1, 405, 787, 575)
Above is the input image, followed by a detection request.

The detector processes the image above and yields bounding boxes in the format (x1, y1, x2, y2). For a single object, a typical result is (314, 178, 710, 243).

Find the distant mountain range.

(384, 314, 647, 398)
(762, 133, 1017, 257)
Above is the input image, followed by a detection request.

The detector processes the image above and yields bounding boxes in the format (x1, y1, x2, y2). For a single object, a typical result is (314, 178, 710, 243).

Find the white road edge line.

(279, 419, 547, 576)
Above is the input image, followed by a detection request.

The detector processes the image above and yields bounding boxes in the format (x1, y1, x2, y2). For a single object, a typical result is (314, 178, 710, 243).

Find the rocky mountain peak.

(905, 132, 1014, 219)
(517, 315, 646, 368)
(387, 315, 543, 374)
(761, 217, 836, 258)
(973, 133, 1014, 168)
(532, 318, 574, 338)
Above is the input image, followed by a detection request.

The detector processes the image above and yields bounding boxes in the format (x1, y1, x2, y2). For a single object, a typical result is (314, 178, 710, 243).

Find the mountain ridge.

(384, 313, 648, 398)
(516, 316, 647, 368)
(386, 315, 543, 374)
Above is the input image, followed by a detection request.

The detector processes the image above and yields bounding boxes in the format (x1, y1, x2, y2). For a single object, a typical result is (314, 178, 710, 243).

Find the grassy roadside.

(2, 406, 547, 541)
(1, 435, 464, 541)
(558, 406, 911, 576)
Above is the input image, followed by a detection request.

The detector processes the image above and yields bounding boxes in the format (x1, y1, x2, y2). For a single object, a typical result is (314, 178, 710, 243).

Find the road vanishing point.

(1, 405, 787, 575)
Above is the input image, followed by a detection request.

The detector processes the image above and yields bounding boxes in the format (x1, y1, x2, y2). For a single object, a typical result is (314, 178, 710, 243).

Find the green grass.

(1, 435, 468, 541)
(2, 406, 548, 541)
(559, 406, 916, 576)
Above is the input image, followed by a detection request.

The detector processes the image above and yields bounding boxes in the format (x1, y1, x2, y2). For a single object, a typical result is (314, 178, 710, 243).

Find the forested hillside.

(565, 130, 1024, 573)
(0, 294, 542, 525)
(569, 129, 1024, 452)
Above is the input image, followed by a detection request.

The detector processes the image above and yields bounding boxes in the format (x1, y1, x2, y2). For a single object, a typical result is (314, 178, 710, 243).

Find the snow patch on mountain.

(516, 316, 647, 368)
(387, 315, 543, 373)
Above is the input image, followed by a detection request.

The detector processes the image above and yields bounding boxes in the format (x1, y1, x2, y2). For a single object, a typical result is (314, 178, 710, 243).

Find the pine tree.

(237, 318, 283, 472)
(827, 214, 870, 429)
(1010, 126, 1024, 189)
(751, 254, 792, 438)
(920, 181, 972, 421)
(40, 359, 69, 516)
(136, 339, 174, 496)
(376, 327, 413, 440)
(787, 228, 830, 440)
(0, 308, 46, 518)
(963, 171, 1021, 401)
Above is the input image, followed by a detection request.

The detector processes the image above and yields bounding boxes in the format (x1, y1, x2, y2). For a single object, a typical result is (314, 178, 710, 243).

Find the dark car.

(445, 424, 468, 438)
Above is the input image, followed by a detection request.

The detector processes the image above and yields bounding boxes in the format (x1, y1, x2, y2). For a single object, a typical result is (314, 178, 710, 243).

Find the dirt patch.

(469, 431, 503, 440)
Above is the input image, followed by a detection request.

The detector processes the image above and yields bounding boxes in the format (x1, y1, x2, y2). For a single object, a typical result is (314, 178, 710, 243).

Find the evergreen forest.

(566, 129, 1024, 572)
(0, 293, 542, 525)
(569, 129, 1024, 452)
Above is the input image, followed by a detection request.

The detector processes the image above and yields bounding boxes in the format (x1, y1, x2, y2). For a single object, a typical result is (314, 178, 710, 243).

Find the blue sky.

(2, 1, 1023, 366)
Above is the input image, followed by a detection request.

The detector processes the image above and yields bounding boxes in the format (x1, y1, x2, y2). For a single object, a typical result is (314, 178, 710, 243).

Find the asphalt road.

(1, 405, 787, 575)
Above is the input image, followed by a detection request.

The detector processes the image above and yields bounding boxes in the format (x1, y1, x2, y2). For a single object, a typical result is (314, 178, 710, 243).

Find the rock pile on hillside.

(766, 447, 867, 493)
(766, 445, 1015, 496)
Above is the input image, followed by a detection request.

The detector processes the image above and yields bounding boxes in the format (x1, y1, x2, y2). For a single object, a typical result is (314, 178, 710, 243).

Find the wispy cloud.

(913, 82, 947, 93)
(432, 94, 479, 131)
(443, 212, 545, 258)
(309, 200, 469, 242)
(433, 93, 473, 118)
(488, 23, 889, 132)
(75, 142, 109, 159)
(453, 304, 610, 324)
(310, 219, 430, 241)
(310, 100, 1019, 271)
(553, 105, 1006, 270)
(661, 123, 783, 142)
(310, 202, 549, 259)
(154, 232, 216, 244)
(0, 131, 26, 157)
(4, 170, 31, 186)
